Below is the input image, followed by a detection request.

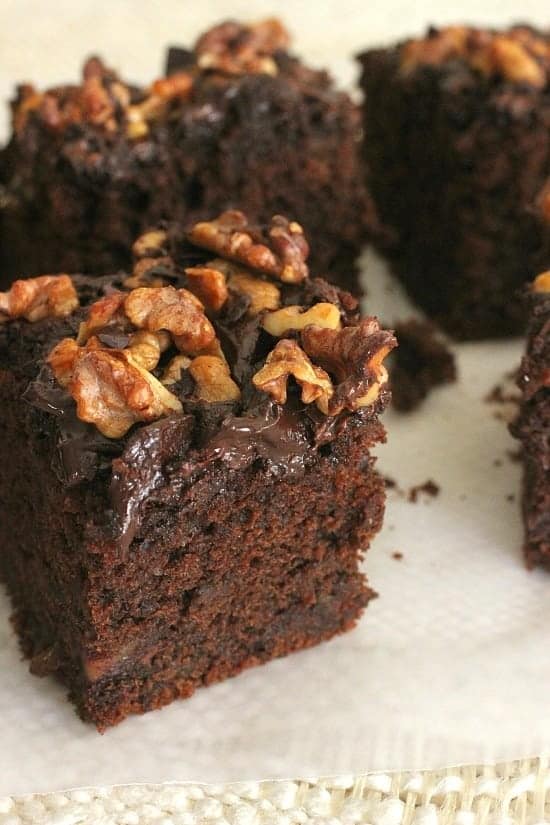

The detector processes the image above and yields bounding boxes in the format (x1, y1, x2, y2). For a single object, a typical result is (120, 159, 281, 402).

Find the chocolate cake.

(0, 211, 395, 729)
(0, 18, 369, 294)
(511, 272, 550, 568)
(358, 25, 550, 339)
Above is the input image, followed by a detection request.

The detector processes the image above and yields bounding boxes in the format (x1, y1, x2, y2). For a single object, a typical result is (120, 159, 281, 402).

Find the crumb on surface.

(392, 551, 403, 560)
(407, 479, 440, 503)
(389, 318, 456, 412)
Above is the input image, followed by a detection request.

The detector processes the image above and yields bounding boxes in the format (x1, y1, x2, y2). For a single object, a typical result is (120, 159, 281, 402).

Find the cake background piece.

(0, 19, 369, 293)
(0, 214, 395, 729)
(511, 273, 550, 567)
(358, 25, 550, 339)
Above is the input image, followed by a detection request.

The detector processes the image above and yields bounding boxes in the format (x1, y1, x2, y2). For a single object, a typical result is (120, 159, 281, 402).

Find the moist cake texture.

(0, 18, 369, 294)
(511, 272, 550, 567)
(0, 211, 395, 729)
(359, 24, 550, 339)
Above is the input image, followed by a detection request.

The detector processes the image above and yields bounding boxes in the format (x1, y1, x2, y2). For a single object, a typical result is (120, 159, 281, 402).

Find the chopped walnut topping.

(189, 355, 241, 402)
(187, 211, 309, 283)
(185, 265, 229, 312)
(132, 229, 169, 259)
(124, 286, 216, 354)
(195, 19, 289, 76)
(126, 71, 193, 139)
(262, 302, 341, 337)
(301, 320, 396, 414)
(533, 272, 550, 293)
(252, 338, 333, 413)
(161, 354, 192, 386)
(400, 26, 549, 88)
(0, 275, 78, 324)
(70, 348, 182, 438)
(77, 292, 127, 344)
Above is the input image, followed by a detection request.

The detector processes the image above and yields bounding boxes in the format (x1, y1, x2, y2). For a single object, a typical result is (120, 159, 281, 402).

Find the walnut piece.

(162, 354, 192, 386)
(189, 355, 241, 402)
(124, 286, 216, 354)
(226, 267, 281, 316)
(77, 292, 127, 344)
(70, 348, 182, 438)
(252, 338, 333, 413)
(533, 272, 550, 293)
(187, 211, 309, 283)
(185, 265, 229, 312)
(400, 26, 548, 88)
(490, 35, 546, 87)
(132, 229, 169, 259)
(126, 72, 193, 139)
(0, 275, 78, 324)
(262, 302, 341, 337)
(124, 255, 176, 290)
(47, 337, 91, 387)
(127, 330, 171, 371)
(301, 320, 396, 415)
(195, 19, 289, 76)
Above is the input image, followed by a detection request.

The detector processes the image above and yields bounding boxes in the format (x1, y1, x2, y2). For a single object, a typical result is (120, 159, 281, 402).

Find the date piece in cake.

(358, 25, 550, 339)
(0, 18, 369, 294)
(0, 212, 396, 729)
(511, 272, 550, 568)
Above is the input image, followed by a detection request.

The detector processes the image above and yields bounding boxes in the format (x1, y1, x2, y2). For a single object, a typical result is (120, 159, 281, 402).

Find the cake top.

(1, 210, 395, 443)
(10, 18, 334, 141)
(398, 25, 550, 89)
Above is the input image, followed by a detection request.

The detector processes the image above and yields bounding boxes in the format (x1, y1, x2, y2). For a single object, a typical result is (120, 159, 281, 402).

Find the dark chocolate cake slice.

(358, 25, 550, 339)
(0, 211, 395, 729)
(511, 272, 550, 567)
(0, 18, 369, 293)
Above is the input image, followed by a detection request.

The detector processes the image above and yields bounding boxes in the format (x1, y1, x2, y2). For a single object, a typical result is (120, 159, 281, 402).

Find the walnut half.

(301, 319, 397, 415)
(252, 338, 333, 413)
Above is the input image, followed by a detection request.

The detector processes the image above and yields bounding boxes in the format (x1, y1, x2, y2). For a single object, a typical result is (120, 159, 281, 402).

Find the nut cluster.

(13, 18, 290, 139)
(195, 19, 290, 76)
(47, 277, 240, 438)
(400, 26, 550, 88)
(0, 275, 78, 324)
(14, 212, 395, 439)
(187, 210, 309, 284)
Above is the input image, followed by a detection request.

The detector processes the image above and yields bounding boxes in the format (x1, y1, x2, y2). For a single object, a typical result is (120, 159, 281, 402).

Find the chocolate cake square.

(511, 272, 550, 568)
(358, 25, 550, 339)
(0, 211, 395, 729)
(0, 18, 369, 294)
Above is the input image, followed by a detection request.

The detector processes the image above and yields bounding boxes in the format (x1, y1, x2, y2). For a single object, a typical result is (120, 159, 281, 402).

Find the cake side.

(511, 272, 550, 567)
(0, 213, 395, 728)
(358, 25, 550, 339)
(0, 19, 369, 292)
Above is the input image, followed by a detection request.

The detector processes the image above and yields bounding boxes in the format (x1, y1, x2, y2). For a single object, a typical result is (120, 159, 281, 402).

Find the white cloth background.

(0, 0, 549, 798)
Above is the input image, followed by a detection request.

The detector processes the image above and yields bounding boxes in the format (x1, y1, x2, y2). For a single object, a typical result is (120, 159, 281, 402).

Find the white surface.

(0, 0, 549, 800)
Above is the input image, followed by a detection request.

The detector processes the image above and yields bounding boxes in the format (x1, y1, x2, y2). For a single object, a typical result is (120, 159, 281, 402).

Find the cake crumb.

(392, 551, 403, 560)
(389, 318, 456, 412)
(407, 479, 440, 502)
